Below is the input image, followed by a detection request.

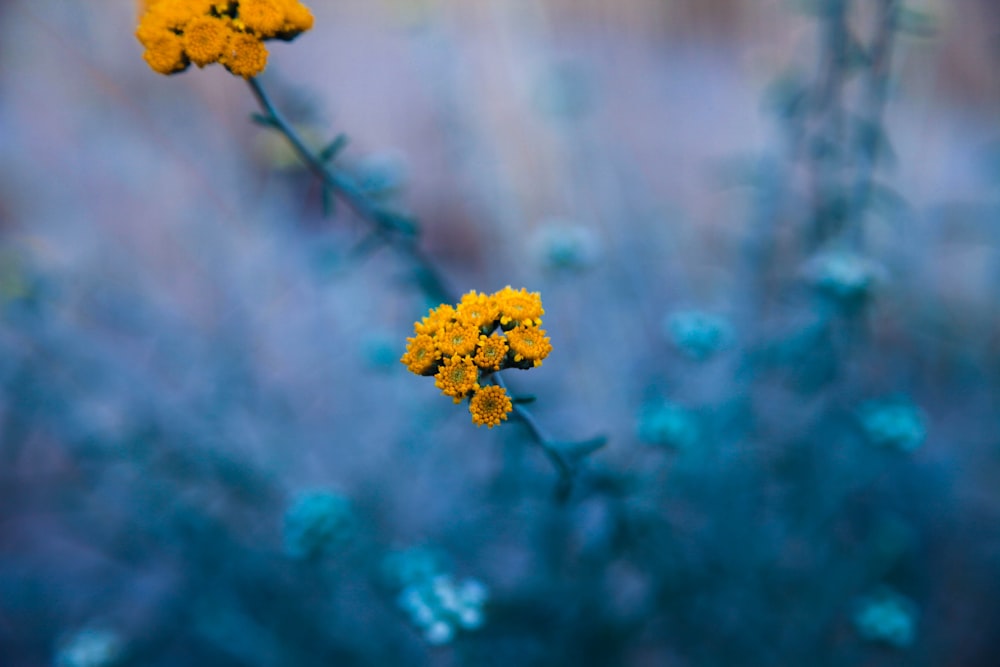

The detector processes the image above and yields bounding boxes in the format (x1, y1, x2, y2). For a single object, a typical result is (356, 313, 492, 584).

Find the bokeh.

(2, 1, 999, 665)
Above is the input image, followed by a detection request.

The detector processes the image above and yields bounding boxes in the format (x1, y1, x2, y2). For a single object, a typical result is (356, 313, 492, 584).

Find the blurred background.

(1, 0, 999, 665)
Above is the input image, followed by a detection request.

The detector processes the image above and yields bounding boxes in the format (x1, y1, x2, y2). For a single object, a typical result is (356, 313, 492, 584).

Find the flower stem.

(247, 76, 451, 304)
(491, 373, 574, 500)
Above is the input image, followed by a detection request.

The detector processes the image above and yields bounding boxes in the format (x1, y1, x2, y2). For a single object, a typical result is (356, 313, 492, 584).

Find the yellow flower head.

(414, 303, 456, 336)
(136, 14, 171, 49)
(434, 355, 480, 403)
(137, 0, 313, 77)
(281, 1, 315, 35)
(506, 325, 552, 366)
(183, 15, 232, 67)
(495, 286, 544, 327)
(474, 334, 508, 371)
(238, 0, 286, 37)
(456, 290, 499, 330)
(142, 30, 189, 75)
(405, 288, 548, 427)
(400, 334, 439, 376)
(435, 321, 480, 358)
(469, 385, 513, 428)
(222, 31, 269, 78)
(141, 0, 213, 31)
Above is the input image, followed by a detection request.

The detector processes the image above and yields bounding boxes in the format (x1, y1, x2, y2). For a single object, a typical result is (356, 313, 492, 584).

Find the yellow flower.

(469, 385, 513, 428)
(494, 286, 544, 327)
(280, 1, 315, 36)
(400, 334, 438, 375)
(474, 334, 508, 371)
(142, 30, 189, 75)
(137, 0, 313, 77)
(238, 0, 286, 37)
(456, 290, 499, 330)
(221, 31, 269, 78)
(434, 356, 480, 403)
(183, 15, 232, 67)
(435, 321, 480, 358)
(414, 303, 456, 336)
(505, 325, 552, 366)
(403, 288, 550, 428)
(136, 13, 171, 49)
(141, 0, 211, 31)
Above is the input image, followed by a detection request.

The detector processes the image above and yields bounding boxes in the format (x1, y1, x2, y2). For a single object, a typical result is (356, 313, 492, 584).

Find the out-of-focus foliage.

(283, 490, 357, 559)
(852, 586, 919, 648)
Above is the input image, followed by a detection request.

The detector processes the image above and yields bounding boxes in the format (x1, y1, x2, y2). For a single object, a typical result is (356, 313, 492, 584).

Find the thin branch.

(247, 77, 451, 304)
(491, 372, 574, 495)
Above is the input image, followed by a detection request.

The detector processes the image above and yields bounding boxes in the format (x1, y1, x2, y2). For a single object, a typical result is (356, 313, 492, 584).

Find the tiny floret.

(222, 31, 269, 78)
(469, 386, 513, 428)
(401, 334, 439, 375)
(414, 303, 456, 336)
(435, 321, 480, 358)
(135, 14, 173, 49)
(434, 355, 480, 403)
(495, 286, 544, 326)
(141, 1, 212, 31)
(281, 3, 315, 35)
(142, 30, 189, 75)
(505, 324, 552, 366)
(182, 15, 232, 67)
(238, 0, 287, 37)
(456, 290, 499, 330)
(474, 334, 508, 371)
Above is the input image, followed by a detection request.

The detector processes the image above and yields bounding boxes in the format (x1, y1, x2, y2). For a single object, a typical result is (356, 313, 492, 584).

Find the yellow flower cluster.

(136, 0, 314, 78)
(401, 287, 552, 428)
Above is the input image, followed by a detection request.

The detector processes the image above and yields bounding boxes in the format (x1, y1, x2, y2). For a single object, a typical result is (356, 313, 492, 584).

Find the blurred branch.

(246, 76, 604, 499)
(782, 0, 906, 252)
(849, 0, 899, 248)
(806, 0, 852, 249)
